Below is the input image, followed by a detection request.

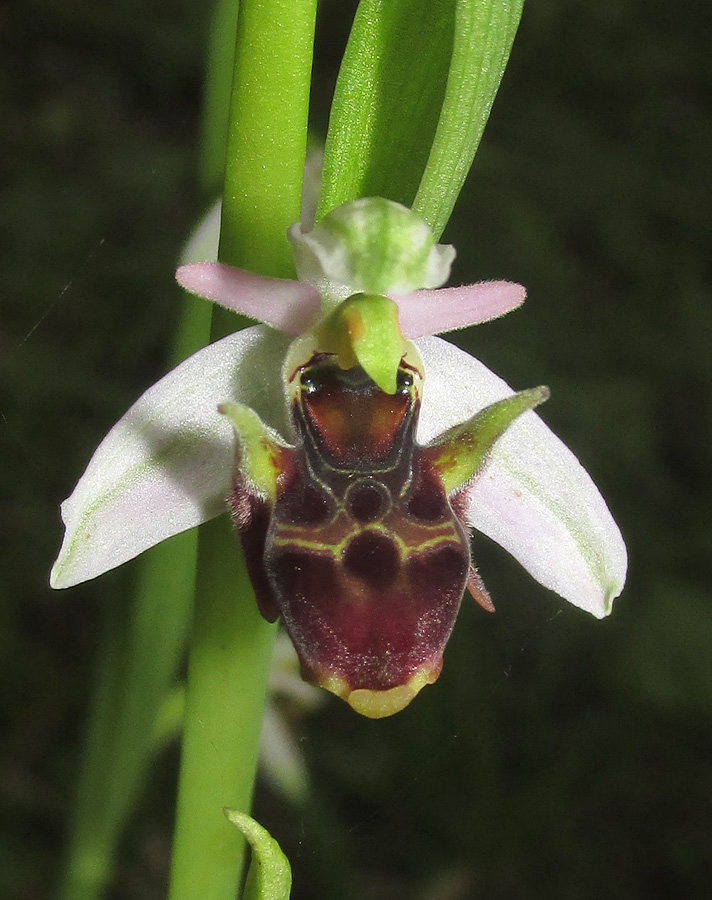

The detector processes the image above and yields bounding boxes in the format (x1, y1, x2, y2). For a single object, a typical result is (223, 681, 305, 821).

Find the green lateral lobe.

(314, 294, 406, 395)
(224, 811, 292, 900)
(219, 403, 290, 501)
(413, 0, 524, 239)
(429, 386, 550, 496)
(316, 0, 456, 221)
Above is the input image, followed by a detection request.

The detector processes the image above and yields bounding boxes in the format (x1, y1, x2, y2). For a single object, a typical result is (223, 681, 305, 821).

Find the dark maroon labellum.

(231, 355, 472, 717)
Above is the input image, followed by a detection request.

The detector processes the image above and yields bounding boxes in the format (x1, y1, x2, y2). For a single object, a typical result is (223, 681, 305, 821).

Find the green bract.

(224, 810, 292, 900)
(317, 0, 524, 239)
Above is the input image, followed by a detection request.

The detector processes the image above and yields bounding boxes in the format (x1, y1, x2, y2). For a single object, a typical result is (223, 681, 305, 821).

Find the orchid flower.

(50, 198, 626, 718)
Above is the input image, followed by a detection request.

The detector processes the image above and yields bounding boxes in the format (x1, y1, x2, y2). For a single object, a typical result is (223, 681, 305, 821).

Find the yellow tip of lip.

(316, 666, 441, 719)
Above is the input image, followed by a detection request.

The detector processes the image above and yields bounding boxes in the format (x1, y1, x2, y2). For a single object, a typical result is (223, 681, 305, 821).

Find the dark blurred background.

(2, 1, 711, 898)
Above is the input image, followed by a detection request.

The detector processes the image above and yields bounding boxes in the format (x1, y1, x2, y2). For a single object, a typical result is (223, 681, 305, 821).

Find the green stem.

(168, 2, 316, 899)
(168, 518, 277, 900)
(218, 0, 317, 279)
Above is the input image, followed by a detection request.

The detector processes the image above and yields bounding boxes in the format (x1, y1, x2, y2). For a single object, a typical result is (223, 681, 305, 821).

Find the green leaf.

(413, 0, 524, 238)
(316, 0, 456, 220)
(225, 811, 292, 900)
(318, 0, 523, 239)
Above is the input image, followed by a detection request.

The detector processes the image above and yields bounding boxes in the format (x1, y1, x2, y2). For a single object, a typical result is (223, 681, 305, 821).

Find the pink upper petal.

(176, 263, 322, 336)
(177, 264, 525, 340)
(393, 281, 525, 338)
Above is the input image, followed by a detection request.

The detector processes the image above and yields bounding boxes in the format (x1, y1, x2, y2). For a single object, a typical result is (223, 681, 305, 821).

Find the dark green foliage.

(3, 1, 711, 898)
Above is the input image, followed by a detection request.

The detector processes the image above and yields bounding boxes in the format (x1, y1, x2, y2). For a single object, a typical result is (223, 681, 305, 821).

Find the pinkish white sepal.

(50, 327, 290, 589)
(416, 336, 627, 618)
